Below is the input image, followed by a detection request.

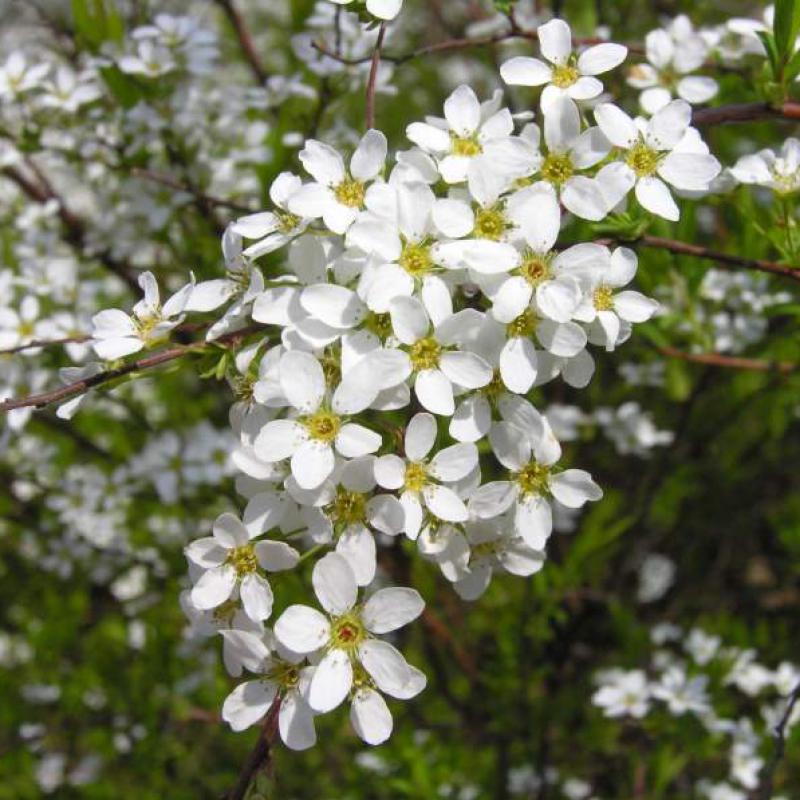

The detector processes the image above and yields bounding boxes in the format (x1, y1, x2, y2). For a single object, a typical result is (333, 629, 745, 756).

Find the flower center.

(506, 308, 538, 339)
(302, 410, 342, 443)
(277, 210, 301, 232)
(404, 461, 429, 492)
(363, 311, 392, 339)
(268, 662, 300, 690)
(226, 544, 258, 577)
(409, 336, 441, 371)
(625, 142, 661, 178)
(212, 598, 240, 623)
(330, 613, 366, 652)
(518, 251, 553, 286)
(551, 62, 579, 88)
(516, 461, 551, 498)
(593, 285, 614, 311)
(331, 488, 367, 526)
(541, 152, 575, 186)
(399, 241, 433, 276)
(473, 205, 507, 241)
(451, 134, 482, 157)
(472, 539, 502, 560)
(334, 178, 365, 208)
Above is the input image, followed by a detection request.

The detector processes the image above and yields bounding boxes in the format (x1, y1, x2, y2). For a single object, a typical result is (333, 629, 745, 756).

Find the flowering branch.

(692, 101, 800, 127)
(0, 325, 267, 414)
(598, 235, 800, 283)
(212, 0, 268, 84)
(1, 163, 140, 293)
(227, 698, 281, 800)
(757, 680, 800, 800)
(365, 22, 387, 130)
(659, 347, 797, 374)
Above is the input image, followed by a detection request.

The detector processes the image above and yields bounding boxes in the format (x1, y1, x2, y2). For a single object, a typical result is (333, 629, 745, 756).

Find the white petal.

(222, 681, 277, 732)
(279, 693, 317, 751)
(500, 56, 552, 86)
(255, 540, 300, 572)
(677, 75, 718, 104)
(613, 291, 659, 323)
(578, 43, 627, 75)
(291, 440, 335, 490)
(489, 421, 531, 471)
(635, 176, 679, 221)
(191, 565, 236, 610)
(469, 481, 517, 519)
(444, 84, 481, 136)
(363, 587, 425, 633)
(240, 573, 274, 621)
(366, 495, 405, 535)
(549, 469, 603, 508)
(536, 319, 587, 357)
(374, 454, 406, 490)
(514, 496, 553, 550)
(280, 350, 325, 413)
(351, 129, 387, 181)
(254, 419, 305, 462)
(301, 284, 366, 328)
(500, 336, 538, 394)
(351, 688, 393, 745)
(562, 176, 609, 221)
(538, 18, 572, 65)
(658, 152, 720, 191)
(536, 278, 581, 323)
(299, 140, 345, 186)
(213, 512, 250, 547)
(405, 412, 437, 461)
(336, 423, 382, 458)
(593, 103, 638, 148)
(646, 99, 691, 150)
(429, 442, 478, 482)
(274, 604, 330, 653)
(423, 484, 468, 522)
(358, 639, 413, 698)
(309, 649, 353, 713)
(312, 552, 357, 615)
(390, 295, 430, 345)
(544, 94, 580, 152)
(431, 198, 474, 238)
(415, 369, 454, 416)
(336, 525, 377, 586)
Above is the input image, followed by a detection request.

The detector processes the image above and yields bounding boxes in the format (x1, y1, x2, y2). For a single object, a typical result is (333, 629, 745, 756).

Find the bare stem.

(365, 22, 387, 130)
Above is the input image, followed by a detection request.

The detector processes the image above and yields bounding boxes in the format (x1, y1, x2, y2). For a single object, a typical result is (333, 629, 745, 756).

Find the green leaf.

(71, 0, 125, 52)
(758, 31, 781, 79)
(786, 45, 800, 81)
(773, 0, 800, 61)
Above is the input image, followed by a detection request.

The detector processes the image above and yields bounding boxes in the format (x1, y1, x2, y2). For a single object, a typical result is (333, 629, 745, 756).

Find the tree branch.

(132, 168, 254, 213)
(213, 0, 268, 84)
(660, 346, 796, 374)
(2, 163, 140, 292)
(227, 697, 281, 800)
(693, 101, 800, 127)
(612, 234, 800, 283)
(365, 22, 387, 130)
(0, 325, 267, 414)
(0, 335, 90, 356)
(757, 681, 800, 800)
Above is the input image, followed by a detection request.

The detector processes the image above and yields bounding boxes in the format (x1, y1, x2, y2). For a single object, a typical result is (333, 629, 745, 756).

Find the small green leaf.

(773, 0, 800, 61)
(757, 30, 781, 79)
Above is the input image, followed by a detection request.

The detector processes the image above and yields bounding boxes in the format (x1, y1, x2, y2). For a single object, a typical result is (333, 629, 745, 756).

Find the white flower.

(328, 0, 403, 20)
(374, 412, 478, 538)
(593, 99, 721, 221)
(501, 19, 627, 111)
(39, 66, 102, 112)
(220, 629, 318, 751)
(406, 85, 533, 185)
(289, 130, 387, 233)
(185, 509, 299, 622)
(231, 172, 310, 259)
(388, 291, 493, 415)
(628, 17, 717, 114)
(592, 669, 651, 717)
(0, 52, 49, 100)
(0, 295, 47, 351)
(572, 247, 659, 351)
(118, 41, 176, 77)
(253, 349, 406, 490)
(91, 271, 193, 360)
(731, 138, 800, 195)
(471, 398, 601, 549)
(273, 553, 425, 743)
(651, 666, 711, 715)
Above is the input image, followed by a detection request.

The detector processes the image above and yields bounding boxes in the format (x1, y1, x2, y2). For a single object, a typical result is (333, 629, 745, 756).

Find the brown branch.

(313, 29, 638, 68)
(693, 101, 800, 127)
(757, 681, 800, 800)
(132, 168, 254, 213)
(0, 324, 267, 414)
(227, 697, 281, 800)
(213, 0, 268, 84)
(618, 235, 800, 284)
(0, 335, 90, 356)
(2, 163, 140, 293)
(365, 22, 387, 130)
(660, 346, 796, 374)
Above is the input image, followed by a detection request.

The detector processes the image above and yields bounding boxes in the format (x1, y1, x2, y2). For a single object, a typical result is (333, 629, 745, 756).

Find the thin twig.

(0, 335, 90, 356)
(0, 325, 267, 414)
(213, 0, 268, 84)
(757, 681, 800, 800)
(227, 698, 281, 800)
(660, 346, 796, 374)
(693, 101, 800, 127)
(2, 164, 140, 292)
(132, 168, 254, 213)
(600, 235, 800, 284)
(365, 22, 387, 130)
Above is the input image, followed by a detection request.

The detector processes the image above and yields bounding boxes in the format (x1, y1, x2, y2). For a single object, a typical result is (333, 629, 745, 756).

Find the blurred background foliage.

(0, 0, 799, 798)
